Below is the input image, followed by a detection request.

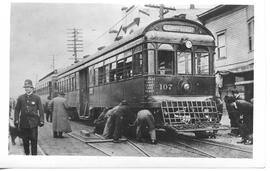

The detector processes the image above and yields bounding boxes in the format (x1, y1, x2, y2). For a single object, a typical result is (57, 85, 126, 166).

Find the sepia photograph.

(1, 0, 268, 169)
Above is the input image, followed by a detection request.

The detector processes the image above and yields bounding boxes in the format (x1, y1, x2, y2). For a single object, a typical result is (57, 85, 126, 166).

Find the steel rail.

(85, 143, 111, 156)
(127, 140, 151, 157)
(158, 141, 211, 158)
(173, 141, 216, 158)
(67, 132, 111, 156)
(190, 138, 252, 154)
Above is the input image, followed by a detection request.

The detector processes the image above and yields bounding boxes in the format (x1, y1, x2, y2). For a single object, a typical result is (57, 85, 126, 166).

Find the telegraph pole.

(145, 4, 176, 19)
(67, 28, 83, 63)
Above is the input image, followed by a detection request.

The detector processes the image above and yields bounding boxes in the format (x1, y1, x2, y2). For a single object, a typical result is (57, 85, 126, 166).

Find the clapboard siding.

(204, 6, 254, 71)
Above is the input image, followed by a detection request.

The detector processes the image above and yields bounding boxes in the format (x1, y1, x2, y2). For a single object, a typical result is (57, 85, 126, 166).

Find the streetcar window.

(89, 67, 94, 86)
(110, 62, 117, 82)
(133, 53, 143, 75)
(98, 66, 105, 84)
(147, 43, 155, 49)
(148, 50, 155, 74)
(195, 52, 209, 75)
(177, 52, 192, 74)
(105, 64, 110, 83)
(94, 68, 98, 86)
(125, 57, 133, 78)
(157, 51, 174, 75)
(158, 44, 174, 50)
(75, 72, 79, 90)
(116, 59, 125, 80)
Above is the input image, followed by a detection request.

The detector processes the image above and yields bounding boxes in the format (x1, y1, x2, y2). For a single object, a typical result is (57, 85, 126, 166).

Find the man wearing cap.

(130, 109, 157, 144)
(102, 100, 129, 142)
(49, 91, 72, 138)
(14, 79, 44, 155)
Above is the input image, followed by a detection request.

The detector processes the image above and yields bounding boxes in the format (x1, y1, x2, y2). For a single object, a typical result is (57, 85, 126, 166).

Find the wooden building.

(198, 5, 254, 101)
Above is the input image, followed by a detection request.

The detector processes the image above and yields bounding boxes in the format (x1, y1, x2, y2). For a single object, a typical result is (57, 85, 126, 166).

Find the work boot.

(151, 139, 157, 145)
(53, 132, 58, 138)
(58, 132, 63, 138)
(237, 138, 246, 144)
(244, 139, 253, 145)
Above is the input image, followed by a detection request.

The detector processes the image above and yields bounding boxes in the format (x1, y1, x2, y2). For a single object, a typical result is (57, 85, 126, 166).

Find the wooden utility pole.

(67, 28, 83, 63)
(145, 4, 176, 19)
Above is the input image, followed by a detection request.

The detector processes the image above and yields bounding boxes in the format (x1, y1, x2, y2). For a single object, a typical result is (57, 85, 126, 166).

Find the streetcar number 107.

(159, 84, 173, 90)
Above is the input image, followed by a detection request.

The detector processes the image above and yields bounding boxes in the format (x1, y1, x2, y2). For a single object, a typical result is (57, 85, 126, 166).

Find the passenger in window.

(159, 61, 166, 75)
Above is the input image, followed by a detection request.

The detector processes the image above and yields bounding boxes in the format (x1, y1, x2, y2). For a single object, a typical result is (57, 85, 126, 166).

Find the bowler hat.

(23, 79, 34, 88)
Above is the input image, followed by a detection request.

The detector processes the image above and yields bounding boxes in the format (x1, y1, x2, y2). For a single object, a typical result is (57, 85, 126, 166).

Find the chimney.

(190, 4, 195, 9)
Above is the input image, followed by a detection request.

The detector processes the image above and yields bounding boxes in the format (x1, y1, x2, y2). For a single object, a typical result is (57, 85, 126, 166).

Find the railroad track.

(173, 134, 252, 158)
(68, 132, 151, 157)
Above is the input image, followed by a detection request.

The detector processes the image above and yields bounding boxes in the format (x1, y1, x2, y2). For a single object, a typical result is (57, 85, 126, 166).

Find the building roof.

(197, 5, 247, 24)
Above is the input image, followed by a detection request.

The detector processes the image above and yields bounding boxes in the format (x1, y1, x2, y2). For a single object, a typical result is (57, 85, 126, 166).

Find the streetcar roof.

(56, 18, 215, 78)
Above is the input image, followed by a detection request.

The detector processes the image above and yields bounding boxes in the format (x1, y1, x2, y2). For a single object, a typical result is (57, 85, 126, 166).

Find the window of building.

(217, 31, 226, 59)
(177, 51, 192, 74)
(248, 18, 254, 52)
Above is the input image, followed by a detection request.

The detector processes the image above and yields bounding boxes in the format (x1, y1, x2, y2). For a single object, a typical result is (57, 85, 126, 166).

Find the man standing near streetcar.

(14, 79, 44, 155)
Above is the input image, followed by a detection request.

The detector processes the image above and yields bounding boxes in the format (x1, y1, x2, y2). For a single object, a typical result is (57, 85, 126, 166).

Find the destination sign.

(163, 24, 195, 33)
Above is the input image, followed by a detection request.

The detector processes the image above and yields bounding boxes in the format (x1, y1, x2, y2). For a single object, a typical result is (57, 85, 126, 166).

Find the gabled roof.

(197, 5, 247, 24)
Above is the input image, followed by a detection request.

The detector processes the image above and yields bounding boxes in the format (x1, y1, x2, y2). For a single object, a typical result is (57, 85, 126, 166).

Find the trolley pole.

(145, 4, 176, 19)
(67, 28, 83, 63)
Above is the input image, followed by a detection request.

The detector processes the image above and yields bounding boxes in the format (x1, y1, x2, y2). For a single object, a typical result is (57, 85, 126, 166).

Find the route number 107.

(159, 84, 173, 90)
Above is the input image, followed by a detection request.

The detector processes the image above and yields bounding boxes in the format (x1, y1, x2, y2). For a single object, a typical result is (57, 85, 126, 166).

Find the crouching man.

(102, 100, 129, 143)
(131, 109, 157, 144)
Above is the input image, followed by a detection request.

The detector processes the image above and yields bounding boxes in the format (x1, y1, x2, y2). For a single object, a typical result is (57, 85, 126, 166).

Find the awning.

(145, 31, 215, 46)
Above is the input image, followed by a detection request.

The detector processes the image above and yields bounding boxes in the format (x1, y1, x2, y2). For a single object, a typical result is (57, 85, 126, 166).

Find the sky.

(9, 3, 214, 98)
(10, 3, 124, 97)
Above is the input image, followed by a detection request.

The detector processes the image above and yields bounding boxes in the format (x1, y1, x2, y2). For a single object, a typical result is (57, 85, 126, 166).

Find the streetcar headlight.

(183, 83, 190, 91)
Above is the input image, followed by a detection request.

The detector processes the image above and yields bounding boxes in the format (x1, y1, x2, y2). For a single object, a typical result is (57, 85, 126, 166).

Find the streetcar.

(35, 70, 58, 104)
(37, 18, 223, 136)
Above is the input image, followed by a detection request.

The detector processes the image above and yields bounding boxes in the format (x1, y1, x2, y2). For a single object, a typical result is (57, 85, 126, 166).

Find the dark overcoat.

(14, 93, 44, 128)
(49, 96, 72, 133)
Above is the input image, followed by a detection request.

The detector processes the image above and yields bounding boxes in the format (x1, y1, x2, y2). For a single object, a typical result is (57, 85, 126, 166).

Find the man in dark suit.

(224, 95, 241, 136)
(234, 99, 253, 145)
(14, 79, 44, 155)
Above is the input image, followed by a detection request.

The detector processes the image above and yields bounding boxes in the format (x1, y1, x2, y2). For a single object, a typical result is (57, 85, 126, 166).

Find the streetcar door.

(79, 68, 89, 119)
